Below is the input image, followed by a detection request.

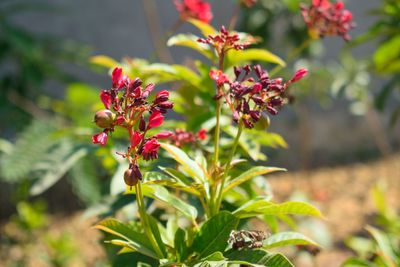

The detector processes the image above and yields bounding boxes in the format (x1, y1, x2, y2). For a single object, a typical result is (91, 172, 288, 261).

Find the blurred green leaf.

(188, 19, 217, 37)
(167, 34, 215, 60)
(225, 49, 285, 69)
(90, 55, 119, 68)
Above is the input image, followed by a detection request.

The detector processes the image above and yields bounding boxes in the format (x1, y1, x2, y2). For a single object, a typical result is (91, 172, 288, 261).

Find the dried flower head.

(210, 65, 307, 129)
(174, 0, 213, 23)
(92, 67, 173, 187)
(301, 0, 356, 41)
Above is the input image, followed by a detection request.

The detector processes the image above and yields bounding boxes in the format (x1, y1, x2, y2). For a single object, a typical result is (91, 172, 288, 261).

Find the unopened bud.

(94, 109, 115, 128)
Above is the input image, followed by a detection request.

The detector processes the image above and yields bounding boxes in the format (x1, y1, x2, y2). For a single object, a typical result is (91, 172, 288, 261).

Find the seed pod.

(123, 166, 141, 189)
(94, 109, 115, 128)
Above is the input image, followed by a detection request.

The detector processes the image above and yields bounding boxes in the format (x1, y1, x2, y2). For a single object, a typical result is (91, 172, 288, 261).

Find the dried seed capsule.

(94, 109, 115, 128)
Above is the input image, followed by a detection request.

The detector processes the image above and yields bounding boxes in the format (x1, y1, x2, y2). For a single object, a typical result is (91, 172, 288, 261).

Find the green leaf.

(263, 232, 319, 249)
(175, 228, 188, 262)
(225, 49, 286, 69)
(95, 218, 158, 259)
(341, 257, 374, 267)
(373, 36, 400, 74)
(140, 184, 198, 220)
(365, 226, 397, 264)
(141, 63, 202, 88)
(192, 211, 239, 259)
(144, 171, 200, 196)
(147, 215, 168, 258)
(0, 120, 55, 182)
(90, 55, 119, 68)
(69, 156, 102, 205)
(224, 166, 285, 194)
(30, 144, 87, 196)
(160, 143, 206, 183)
(188, 19, 217, 37)
(167, 34, 214, 60)
(225, 249, 294, 267)
(233, 199, 322, 219)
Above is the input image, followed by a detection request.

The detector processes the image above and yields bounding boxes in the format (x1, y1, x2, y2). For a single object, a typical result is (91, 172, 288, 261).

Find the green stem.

(213, 120, 244, 214)
(270, 38, 313, 77)
(135, 183, 164, 258)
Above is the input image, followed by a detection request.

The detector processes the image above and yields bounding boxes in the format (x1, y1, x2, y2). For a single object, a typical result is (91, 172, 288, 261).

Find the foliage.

(342, 181, 400, 267)
(90, 8, 323, 265)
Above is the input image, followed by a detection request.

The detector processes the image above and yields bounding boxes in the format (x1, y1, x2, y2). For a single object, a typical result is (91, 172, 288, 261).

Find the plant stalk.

(135, 183, 164, 258)
(213, 120, 244, 214)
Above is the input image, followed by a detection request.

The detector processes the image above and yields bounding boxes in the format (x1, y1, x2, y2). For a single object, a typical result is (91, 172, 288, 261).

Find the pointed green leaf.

(131, 184, 198, 220)
(90, 55, 119, 68)
(167, 34, 214, 60)
(263, 232, 319, 249)
(225, 49, 286, 69)
(224, 166, 285, 194)
(188, 19, 217, 37)
(143, 171, 200, 196)
(234, 199, 322, 219)
(192, 211, 239, 259)
(175, 228, 189, 262)
(160, 143, 206, 183)
(147, 215, 167, 258)
(225, 249, 294, 267)
(95, 218, 158, 259)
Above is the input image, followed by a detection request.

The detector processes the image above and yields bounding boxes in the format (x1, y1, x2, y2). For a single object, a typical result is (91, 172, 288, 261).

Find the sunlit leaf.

(225, 49, 286, 69)
(263, 232, 319, 249)
(192, 211, 239, 259)
(225, 249, 294, 267)
(95, 218, 158, 259)
(224, 166, 285, 194)
(167, 34, 215, 60)
(188, 19, 217, 37)
(90, 55, 119, 68)
(160, 143, 206, 183)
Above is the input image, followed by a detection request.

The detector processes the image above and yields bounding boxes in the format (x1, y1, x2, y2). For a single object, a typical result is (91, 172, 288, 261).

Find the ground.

(1, 154, 399, 267)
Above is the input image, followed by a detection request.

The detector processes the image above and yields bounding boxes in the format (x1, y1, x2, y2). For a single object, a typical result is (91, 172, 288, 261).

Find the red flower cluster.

(210, 65, 308, 129)
(92, 67, 173, 187)
(174, 0, 213, 24)
(300, 0, 355, 41)
(198, 26, 256, 55)
(155, 129, 207, 148)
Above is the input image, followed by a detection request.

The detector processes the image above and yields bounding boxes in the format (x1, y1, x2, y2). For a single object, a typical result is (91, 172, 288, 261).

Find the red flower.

(174, 0, 213, 23)
(154, 90, 170, 104)
(209, 69, 230, 87)
(148, 111, 164, 129)
(289, 68, 308, 83)
(142, 139, 161, 161)
(111, 67, 128, 89)
(130, 131, 143, 148)
(92, 131, 108, 146)
(301, 0, 356, 41)
(100, 90, 112, 109)
(197, 128, 207, 140)
(155, 131, 174, 139)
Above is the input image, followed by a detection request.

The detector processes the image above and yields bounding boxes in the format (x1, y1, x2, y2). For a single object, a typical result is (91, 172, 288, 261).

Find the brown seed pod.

(124, 169, 139, 188)
(94, 109, 115, 128)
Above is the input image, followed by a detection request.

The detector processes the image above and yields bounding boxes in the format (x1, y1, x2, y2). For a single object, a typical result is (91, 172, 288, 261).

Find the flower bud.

(139, 116, 146, 131)
(94, 109, 115, 128)
(158, 101, 174, 110)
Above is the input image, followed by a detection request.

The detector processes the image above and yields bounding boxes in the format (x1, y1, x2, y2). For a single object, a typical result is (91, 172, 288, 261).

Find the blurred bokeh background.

(0, 0, 399, 266)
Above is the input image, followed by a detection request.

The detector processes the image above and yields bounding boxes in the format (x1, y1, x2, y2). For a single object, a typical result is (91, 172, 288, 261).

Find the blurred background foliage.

(0, 0, 399, 266)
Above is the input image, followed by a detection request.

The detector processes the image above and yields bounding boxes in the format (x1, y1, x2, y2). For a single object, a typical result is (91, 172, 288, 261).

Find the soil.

(1, 154, 399, 267)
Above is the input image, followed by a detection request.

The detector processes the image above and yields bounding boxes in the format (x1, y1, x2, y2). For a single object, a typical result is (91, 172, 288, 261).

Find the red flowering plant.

(90, 2, 325, 266)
